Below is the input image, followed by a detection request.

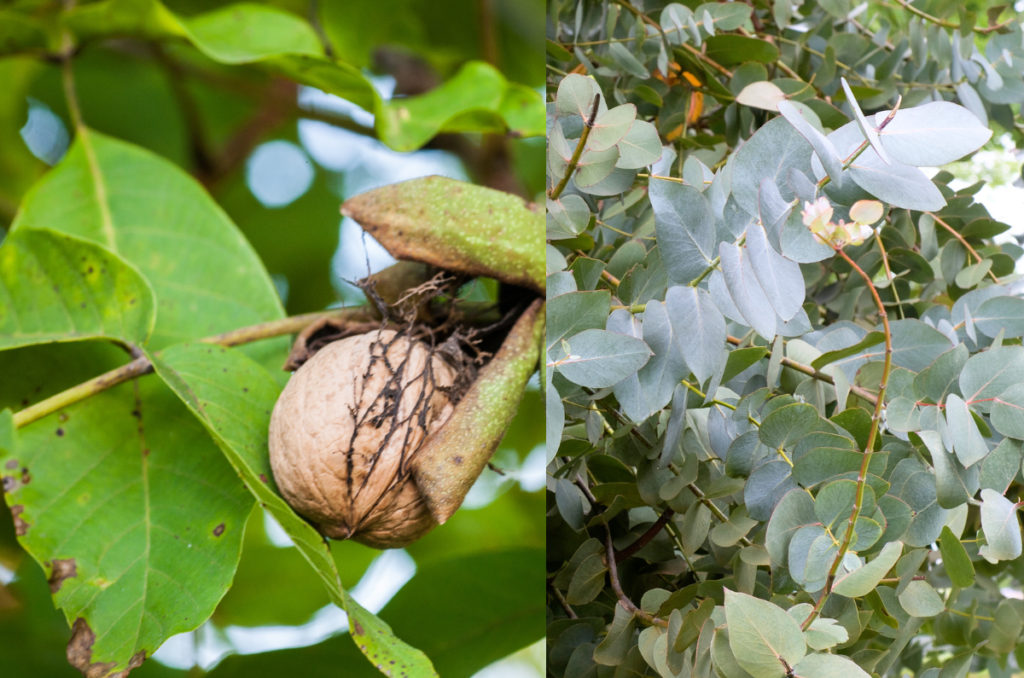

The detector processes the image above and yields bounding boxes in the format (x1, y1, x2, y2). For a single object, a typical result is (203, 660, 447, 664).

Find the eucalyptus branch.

(548, 580, 578, 619)
(817, 98, 901, 191)
(604, 526, 670, 627)
(802, 246, 893, 631)
(885, 0, 1011, 34)
(548, 94, 601, 200)
(927, 212, 1001, 284)
(11, 309, 372, 429)
(615, 509, 676, 562)
(875, 230, 906, 320)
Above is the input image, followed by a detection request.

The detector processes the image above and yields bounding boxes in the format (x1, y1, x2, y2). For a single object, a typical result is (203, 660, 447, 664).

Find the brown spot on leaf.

(21, 469, 30, 485)
(11, 505, 28, 536)
(259, 473, 268, 483)
(59, 413, 69, 422)
(352, 620, 365, 636)
(4, 460, 16, 470)
(2, 476, 15, 492)
(67, 618, 146, 678)
(49, 558, 78, 593)
(213, 523, 225, 537)
(56, 428, 64, 437)
(453, 455, 463, 465)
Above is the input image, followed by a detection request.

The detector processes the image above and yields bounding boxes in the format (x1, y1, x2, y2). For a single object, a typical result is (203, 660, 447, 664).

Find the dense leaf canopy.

(546, 0, 1024, 676)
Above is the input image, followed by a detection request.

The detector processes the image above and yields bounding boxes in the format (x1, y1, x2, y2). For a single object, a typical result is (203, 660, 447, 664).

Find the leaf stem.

(874, 231, 906, 320)
(802, 245, 893, 631)
(548, 94, 601, 200)
(11, 309, 373, 429)
(927, 212, 1001, 284)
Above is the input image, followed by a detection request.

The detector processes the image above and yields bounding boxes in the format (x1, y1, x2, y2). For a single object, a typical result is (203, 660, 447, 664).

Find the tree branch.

(11, 308, 372, 429)
(802, 245, 893, 631)
(548, 94, 601, 200)
(615, 509, 675, 562)
(927, 212, 1001, 284)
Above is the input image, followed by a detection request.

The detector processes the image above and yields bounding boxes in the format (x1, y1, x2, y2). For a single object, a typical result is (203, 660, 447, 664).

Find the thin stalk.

(548, 94, 601, 200)
(927, 212, 1001, 284)
(12, 309, 372, 429)
(802, 246, 893, 631)
(875, 231, 906, 320)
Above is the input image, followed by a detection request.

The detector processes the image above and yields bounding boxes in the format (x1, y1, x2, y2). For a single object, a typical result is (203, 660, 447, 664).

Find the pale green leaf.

(0, 228, 155, 351)
(724, 590, 806, 678)
(831, 541, 902, 597)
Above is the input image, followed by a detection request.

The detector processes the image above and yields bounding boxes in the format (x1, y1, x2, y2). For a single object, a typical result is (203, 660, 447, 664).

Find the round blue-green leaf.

(759, 403, 820, 450)
(556, 329, 652, 388)
(724, 590, 806, 678)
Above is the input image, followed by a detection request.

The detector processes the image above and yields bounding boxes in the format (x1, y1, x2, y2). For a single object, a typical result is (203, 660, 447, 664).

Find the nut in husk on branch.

(269, 176, 545, 548)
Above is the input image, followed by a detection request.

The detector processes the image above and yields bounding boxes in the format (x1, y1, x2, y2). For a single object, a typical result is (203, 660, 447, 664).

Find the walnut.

(268, 329, 456, 548)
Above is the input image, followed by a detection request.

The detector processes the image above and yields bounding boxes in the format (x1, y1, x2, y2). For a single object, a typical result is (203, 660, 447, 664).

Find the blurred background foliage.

(0, 0, 546, 675)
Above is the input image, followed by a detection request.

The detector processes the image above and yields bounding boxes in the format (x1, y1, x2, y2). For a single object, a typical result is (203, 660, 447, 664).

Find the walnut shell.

(269, 330, 456, 548)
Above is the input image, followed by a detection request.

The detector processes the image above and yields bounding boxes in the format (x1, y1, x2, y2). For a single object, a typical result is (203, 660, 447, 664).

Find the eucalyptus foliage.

(546, 0, 1024, 676)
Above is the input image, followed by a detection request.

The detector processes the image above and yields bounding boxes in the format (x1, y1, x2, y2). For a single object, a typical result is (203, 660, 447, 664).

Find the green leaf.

(0, 228, 155, 351)
(840, 77, 891, 165)
(588, 105, 636, 152)
(875, 101, 993, 167)
(811, 332, 884, 371)
(777, 100, 844, 187)
(208, 548, 542, 678)
(593, 603, 636, 665)
(980, 437, 1023, 494)
(889, 458, 948, 547)
(720, 241, 777, 341)
(556, 329, 651, 388)
(11, 130, 285, 353)
(991, 384, 1024, 440)
(954, 259, 992, 289)
(759, 403, 820, 450)
(731, 117, 812, 219)
(182, 3, 322, 62)
(745, 460, 799, 522)
(897, 580, 944, 617)
(615, 120, 663, 169)
(712, 625, 757, 678)
(548, 195, 592, 238)
(666, 285, 726, 384)
(723, 589, 806, 678)
(988, 599, 1024, 654)
(546, 290, 612, 356)
(944, 394, 989, 467)
(0, 11, 49, 56)
(979, 488, 1022, 563)
(342, 176, 545, 294)
(792, 653, 870, 678)
(0, 344, 254, 676)
(723, 347, 769, 383)
(704, 35, 780, 65)
(960, 346, 1024, 414)
(151, 344, 437, 677)
(650, 181, 716, 285)
(831, 540, 902, 597)
(973, 296, 1024, 338)
(938, 525, 975, 588)
(937, 645, 978, 678)
(920, 429, 979, 509)
(913, 344, 967, 405)
(567, 554, 608, 605)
